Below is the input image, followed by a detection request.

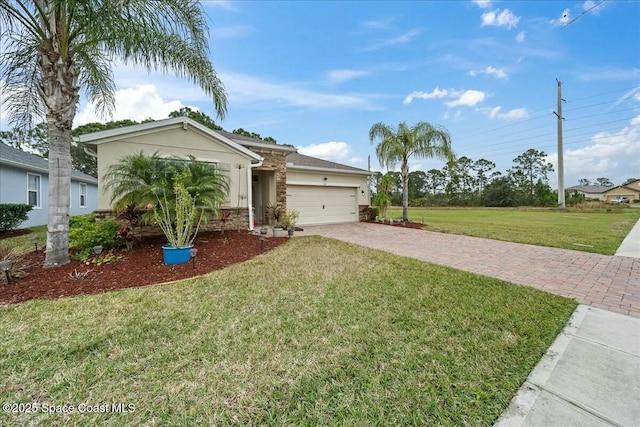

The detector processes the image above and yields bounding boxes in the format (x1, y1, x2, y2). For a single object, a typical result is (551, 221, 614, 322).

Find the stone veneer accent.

(94, 207, 250, 238)
(359, 205, 373, 221)
(248, 148, 288, 213)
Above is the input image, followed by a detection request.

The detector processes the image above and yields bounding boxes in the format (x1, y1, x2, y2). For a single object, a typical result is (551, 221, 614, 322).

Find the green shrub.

(69, 214, 121, 253)
(366, 206, 379, 220)
(0, 204, 33, 231)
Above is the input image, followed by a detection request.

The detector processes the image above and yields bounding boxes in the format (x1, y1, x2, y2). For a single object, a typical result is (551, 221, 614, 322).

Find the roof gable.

(77, 117, 262, 162)
(603, 180, 640, 194)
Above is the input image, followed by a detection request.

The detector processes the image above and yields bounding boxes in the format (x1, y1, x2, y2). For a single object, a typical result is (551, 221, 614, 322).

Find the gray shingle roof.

(565, 185, 608, 194)
(287, 152, 370, 174)
(216, 129, 297, 152)
(0, 142, 97, 183)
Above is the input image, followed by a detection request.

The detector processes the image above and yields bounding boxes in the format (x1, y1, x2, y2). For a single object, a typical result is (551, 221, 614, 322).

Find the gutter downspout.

(83, 146, 98, 159)
(248, 157, 264, 231)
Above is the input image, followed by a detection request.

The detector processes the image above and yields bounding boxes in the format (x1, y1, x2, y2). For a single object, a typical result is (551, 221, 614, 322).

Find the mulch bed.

(0, 229, 33, 240)
(364, 220, 425, 230)
(0, 231, 287, 306)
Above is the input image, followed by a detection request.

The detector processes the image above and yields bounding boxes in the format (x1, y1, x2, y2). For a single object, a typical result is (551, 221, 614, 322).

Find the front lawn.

(1, 236, 577, 426)
(387, 207, 640, 255)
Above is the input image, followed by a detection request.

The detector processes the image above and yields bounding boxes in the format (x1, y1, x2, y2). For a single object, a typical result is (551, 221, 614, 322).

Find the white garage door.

(287, 185, 357, 225)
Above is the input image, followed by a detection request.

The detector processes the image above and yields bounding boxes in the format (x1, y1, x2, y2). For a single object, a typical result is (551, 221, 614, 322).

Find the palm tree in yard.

(103, 151, 229, 225)
(369, 121, 454, 221)
(0, 1, 226, 267)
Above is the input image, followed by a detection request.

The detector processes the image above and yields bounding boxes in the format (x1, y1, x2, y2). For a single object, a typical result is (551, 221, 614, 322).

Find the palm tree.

(372, 172, 393, 219)
(103, 151, 229, 224)
(369, 121, 454, 221)
(0, 1, 226, 267)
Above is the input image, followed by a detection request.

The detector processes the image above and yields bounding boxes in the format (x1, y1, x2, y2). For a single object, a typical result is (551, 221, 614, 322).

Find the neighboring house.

(565, 185, 608, 200)
(602, 179, 640, 202)
(77, 117, 371, 229)
(0, 142, 98, 228)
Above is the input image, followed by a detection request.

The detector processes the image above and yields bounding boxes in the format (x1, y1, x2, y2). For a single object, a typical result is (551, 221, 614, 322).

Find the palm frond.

(75, 44, 116, 119)
(0, 36, 44, 129)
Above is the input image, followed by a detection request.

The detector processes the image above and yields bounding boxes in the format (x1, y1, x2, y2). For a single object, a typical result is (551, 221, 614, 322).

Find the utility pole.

(555, 79, 565, 209)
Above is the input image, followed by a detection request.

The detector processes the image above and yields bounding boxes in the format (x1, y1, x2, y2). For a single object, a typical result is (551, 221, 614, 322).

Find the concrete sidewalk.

(495, 305, 640, 427)
(616, 217, 640, 258)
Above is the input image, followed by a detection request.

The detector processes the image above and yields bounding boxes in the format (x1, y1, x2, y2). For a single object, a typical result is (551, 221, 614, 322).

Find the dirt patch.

(0, 231, 287, 305)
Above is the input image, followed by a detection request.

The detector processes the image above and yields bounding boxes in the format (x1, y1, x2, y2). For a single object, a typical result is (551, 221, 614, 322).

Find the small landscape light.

(30, 236, 40, 253)
(0, 259, 13, 284)
(93, 245, 103, 261)
(190, 248, 198, 269)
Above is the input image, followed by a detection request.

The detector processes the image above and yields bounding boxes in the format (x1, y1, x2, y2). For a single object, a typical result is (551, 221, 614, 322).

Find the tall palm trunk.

(40, 44, 79, 267)
(401, 160, 409, 221)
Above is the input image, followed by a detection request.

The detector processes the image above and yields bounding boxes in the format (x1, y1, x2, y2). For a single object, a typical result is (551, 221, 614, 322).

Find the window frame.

(27, 173, 41, 209)
(79, 182, 87, 208)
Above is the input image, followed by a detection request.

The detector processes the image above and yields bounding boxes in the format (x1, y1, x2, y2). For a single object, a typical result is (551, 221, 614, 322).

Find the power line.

(564, 106, 638, 121)
(561, 0, 607, 28)
(564, 85, 639, 104)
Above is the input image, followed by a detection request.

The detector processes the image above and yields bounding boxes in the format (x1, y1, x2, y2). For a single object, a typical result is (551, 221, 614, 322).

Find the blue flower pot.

(162, 244, 193, 265)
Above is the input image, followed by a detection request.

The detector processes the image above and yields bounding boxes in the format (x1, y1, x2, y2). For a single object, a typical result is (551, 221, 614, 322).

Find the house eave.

(0, 158, 49, 175)
(287, 164, 372, 175)
(0, 158, 98, 184)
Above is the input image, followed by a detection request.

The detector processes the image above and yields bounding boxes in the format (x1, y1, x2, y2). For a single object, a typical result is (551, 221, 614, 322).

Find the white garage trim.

(287, 180, 360, 188)
(287, 185, 358, 226)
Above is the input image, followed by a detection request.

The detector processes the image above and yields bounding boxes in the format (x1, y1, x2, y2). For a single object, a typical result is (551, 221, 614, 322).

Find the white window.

(27, 173, 41, 208)
(79, 183, 87, 208)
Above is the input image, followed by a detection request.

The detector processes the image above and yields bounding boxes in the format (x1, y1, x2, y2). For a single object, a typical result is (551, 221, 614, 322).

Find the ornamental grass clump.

(153, 173, 204, 248)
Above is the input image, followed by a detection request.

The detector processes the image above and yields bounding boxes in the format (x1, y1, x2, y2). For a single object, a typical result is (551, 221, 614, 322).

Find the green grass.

(0, 225, 47, 252)
(388, 206, 640, 255)
(1, 237, 577, 426)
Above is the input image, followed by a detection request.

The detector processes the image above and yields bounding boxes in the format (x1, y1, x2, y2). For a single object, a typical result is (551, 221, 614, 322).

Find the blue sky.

(62, 1, 640, 187)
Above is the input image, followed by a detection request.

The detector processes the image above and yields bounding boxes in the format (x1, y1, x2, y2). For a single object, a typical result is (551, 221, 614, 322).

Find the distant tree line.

(371, 148, 624, 209)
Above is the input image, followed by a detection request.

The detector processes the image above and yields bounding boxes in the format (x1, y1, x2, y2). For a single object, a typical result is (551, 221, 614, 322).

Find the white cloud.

(297, 141, 354, 164)
(479, 106, 528, 119)
(443, 110, 463, 121)
(583, 0, 604, 15)
(481, 9, 520, 29)
(468, 66, 508, 79)
(611, 86, 640, 108)
(362, 17, 396, 30)
(552, 8, 572, 26)
(326, 69, 370, 85)
(405, 87, 487, 108)
(208, 1, 237, 11)
(515, 31, 526, 42)
(221, 72, 381, 111)
(548, 115, 640, 180)
(472, 0, 492, 9)
(366, 29, 422, 50)
(211, 25, 252, 39)
(577, 68, 640, 82)
(445, 90, 486, 107)
(74, 84, 186, 126)
(403, 87, 448, 104)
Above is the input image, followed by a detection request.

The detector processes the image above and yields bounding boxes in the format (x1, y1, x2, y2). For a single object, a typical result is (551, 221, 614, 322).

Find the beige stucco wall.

(96, 124, 253, 210)
(286, 168, 371, 206)
(603, 181, 640, 201)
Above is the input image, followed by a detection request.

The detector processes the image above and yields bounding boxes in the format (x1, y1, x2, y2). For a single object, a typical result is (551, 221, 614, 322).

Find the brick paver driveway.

(298, 222, 640, 318)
